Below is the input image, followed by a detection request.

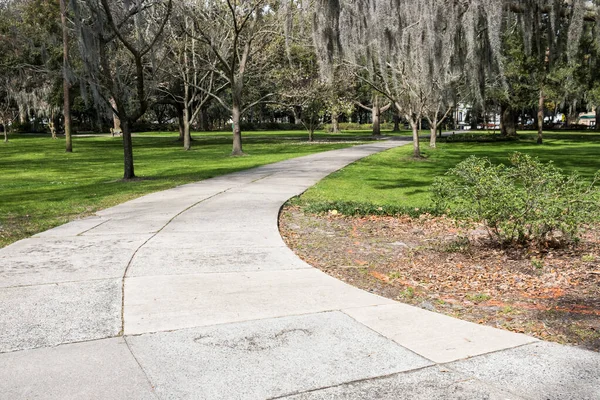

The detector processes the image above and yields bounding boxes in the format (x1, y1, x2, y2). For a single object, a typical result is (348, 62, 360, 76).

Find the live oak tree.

(183, 0, 278, 156)
(161, 5, 223, 151)
(311, 0, 598, 149)
(72, 0, 172, 179)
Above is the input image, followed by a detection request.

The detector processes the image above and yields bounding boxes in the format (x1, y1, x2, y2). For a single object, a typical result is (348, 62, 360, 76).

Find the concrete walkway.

(1, 139, 598, 399)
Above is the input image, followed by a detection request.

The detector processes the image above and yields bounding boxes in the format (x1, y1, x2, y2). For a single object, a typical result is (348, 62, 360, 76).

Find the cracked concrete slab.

(124, 268, 395, 335)
(449, 341, 600, 400)
(0, 235, 150, 287)
(280, 365, 523, 400)
(0, 337, 156, 399)
(0, 279, 121, 353)
(126, 312, 432, 400)
(140, 230, 288, 249)
(344, 304, 537, 363)
(128, 245, 310, 277)
(31, 216, 109, 238)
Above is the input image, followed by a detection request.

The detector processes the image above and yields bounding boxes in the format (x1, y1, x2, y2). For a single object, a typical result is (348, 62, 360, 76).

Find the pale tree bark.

(18, 104, 26, 124)
(49, 109, 57, 139)
(398, 102, 421, 158)
(60, 0, 72, 152)
(109, 98, 121, 136)
(357, 95, 391, 136)
(330, 113, 340, 133)
(2, 120, 7, 143)
(409, 117, 421, 157)
(293, 106, 302, 125)
(426, 105, 452, 148)
(231, 81, 243, 155)
(183, 83, 191, 151)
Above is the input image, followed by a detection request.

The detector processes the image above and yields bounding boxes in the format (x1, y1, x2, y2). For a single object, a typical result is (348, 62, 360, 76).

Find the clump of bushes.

(432, 152, 600, 246)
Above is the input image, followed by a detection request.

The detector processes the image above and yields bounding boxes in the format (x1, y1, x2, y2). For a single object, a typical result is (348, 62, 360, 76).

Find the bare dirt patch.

(279, 205, 600, 351)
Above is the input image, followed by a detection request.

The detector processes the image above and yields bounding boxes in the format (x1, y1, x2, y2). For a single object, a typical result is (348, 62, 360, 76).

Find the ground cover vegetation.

(281, 132, 600, 350)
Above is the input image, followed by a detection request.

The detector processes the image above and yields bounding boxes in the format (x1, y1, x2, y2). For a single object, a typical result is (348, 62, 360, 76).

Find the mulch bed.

(279, 205, 600, 351)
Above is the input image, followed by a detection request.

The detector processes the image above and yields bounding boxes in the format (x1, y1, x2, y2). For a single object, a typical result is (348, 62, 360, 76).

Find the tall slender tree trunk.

(183, 107, 191, 151)
(183, 82, 191, 150)
(231, 92, 243, 155)
(537, 90, 544, 145)
(308, 128, 314, 142)
(595, 106, 600, 131)
(18, 104, 26, 124)
(60, 0, 72, 152)
(121, 120, 135, 179)
(2, 121, 7, 143)
(49, 109, 57, 139)
(176, 105, 184, 141)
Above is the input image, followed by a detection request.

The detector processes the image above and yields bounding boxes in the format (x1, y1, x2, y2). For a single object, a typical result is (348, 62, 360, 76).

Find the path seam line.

(119, 187, 234, 336)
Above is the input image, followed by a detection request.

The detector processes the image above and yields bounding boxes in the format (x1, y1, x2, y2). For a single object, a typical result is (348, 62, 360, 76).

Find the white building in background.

(455, 104, 500, 130)
(577, 111, 596, 128)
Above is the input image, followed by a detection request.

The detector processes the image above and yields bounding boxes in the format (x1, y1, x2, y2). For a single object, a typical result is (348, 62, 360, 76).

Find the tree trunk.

(409, 118, 421, 158)
(537, 90, 544, 145)
(183, 82, 191, 150)
(176, 105, 184, 141)
(231, 95, 243, 155)
(595, 106, 600, 131)
(200, 106, 209, 131)
(331, 113, 340, 134)
(18, 104, 27, 124)
(61, 0, 72, 153)
(308, 127, 314, 142)
(372, 105, 381, 136)
(49, 109, 57, 139)
(429, 120, 437, 148)
(293, 106, 302, 125)
(121, 120, 135, 179)
(500, 103, 517, 138)
(2, 121, 7, 143)
(183, 106, 191, 151)
(393, 112, 400, 132)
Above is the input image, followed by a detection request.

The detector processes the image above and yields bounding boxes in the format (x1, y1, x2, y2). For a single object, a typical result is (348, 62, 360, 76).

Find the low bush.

(432, 152, 600, 246)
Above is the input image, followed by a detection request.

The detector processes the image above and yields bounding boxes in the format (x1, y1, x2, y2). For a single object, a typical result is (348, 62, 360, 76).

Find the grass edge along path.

(0, 130, 389, 248)
(293, 132, 600, 215)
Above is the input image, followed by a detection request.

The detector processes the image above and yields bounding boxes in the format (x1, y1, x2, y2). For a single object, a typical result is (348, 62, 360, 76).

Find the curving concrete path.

(1, 139, 598, 399)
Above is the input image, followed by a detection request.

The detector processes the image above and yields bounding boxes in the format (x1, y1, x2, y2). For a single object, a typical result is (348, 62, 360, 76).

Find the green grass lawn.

(0, 129, 394, 247)
(296, 131, 600, 213)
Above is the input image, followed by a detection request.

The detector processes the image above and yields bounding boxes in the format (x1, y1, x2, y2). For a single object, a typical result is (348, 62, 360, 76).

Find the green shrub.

(432, 152, 600, 245)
